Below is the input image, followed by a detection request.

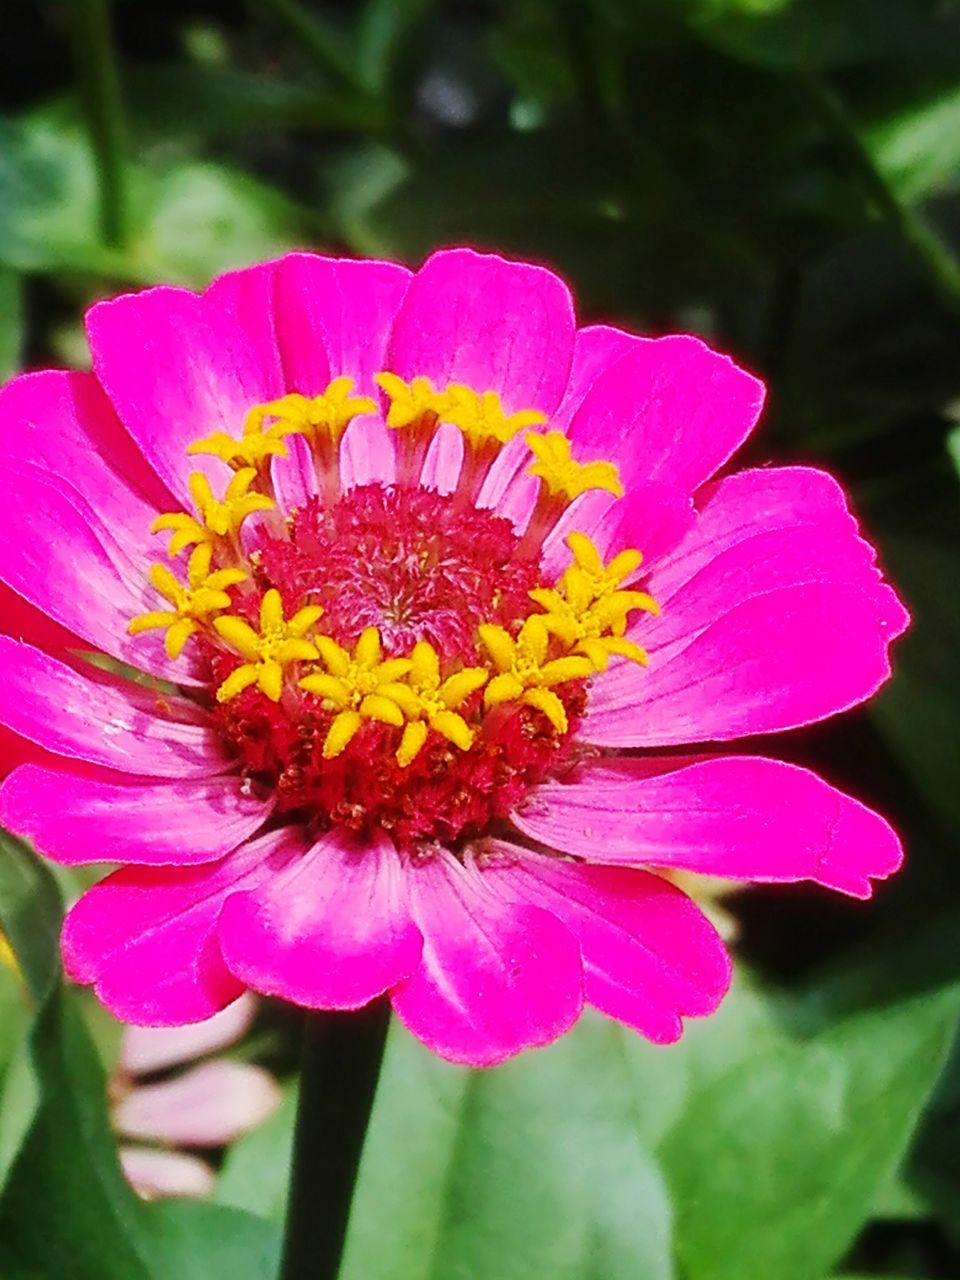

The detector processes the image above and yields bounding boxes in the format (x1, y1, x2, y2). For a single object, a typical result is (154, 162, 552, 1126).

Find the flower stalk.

(279, 1002, 390, 1280)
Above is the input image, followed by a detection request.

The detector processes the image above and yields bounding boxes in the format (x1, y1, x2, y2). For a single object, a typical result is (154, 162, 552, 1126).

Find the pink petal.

(390, 848, 583, 1067)
(0, 638, 224, 777)
(113, 1061, 281, 1147)
(484, 843, 730, 1043)
(0, 370, 170, 526)
(121, 992, 259, 1074)
(0, 458, 188, 683)
(272, 253, 411, 391)
(514, 756, 903, 899)
(386, 248, 576, 415)
(566, 333, 765, 494)
(583, 467, 908, 746)
(0, 764, 271, 866)
(86, 282, 282, 507)
(550, 324, 642, 432)
(218, 829, 422, 1010)
(120, 1147, 216, 1200)
(541, 481, 695, 582)
(62, 829, 304, 1024)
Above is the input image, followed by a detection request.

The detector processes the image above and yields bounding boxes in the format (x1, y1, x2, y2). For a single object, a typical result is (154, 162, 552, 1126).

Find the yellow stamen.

(152, 468, 275, 556)
(478, 616, 592, 734)
(526, 432, 624, 503)
(214, 589, 322, 703)
(391, 640, 488, 766)
(186, 406, 303, 472)
(528, 533, 658, 671)
(129, 545, 248, 659)
(299, 627, 415, 758)
(443, 385, 546, 453)
(374, 373, 449, 429)
(248, 379, 376, 450)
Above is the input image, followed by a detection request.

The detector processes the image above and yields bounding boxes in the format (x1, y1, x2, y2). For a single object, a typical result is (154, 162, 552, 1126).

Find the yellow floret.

(214, 589, 322, 703)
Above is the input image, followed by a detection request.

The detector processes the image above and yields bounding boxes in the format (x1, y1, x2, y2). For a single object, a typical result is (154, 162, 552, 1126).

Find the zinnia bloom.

(0, 249, 906, 1065)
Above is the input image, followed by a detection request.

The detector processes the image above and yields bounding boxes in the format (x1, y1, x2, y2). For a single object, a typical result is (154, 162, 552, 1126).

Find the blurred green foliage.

(2, 0, 960, 1276)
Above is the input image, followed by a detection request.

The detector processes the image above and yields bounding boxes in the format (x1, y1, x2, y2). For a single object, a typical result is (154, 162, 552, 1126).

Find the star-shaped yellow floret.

(128, 545, 248, 660)
(299, 627, 414, 758)
(214, 589, 322, 703)
(186, 407, 302, 472)
(526, 431, 624, 503)
(248, 379, 376, 450)
(478, 616, 593, 734)
(374, 373, 449, 429)
(380, 641, 489, 767)
(152, 469, 275, 557)
(529, 532, 658, 671)
(443, 385, 546, 453)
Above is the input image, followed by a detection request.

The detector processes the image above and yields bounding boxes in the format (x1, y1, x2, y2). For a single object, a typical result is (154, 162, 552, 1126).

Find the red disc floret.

(202, 482, 586, 849)
(257, 485, 541, 659)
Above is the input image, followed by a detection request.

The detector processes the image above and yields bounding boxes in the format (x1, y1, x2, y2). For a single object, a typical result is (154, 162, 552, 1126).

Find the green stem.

(66, 0, 128, 248)
(807, 74, 960, 318)
(279, 1003, 390, 1280)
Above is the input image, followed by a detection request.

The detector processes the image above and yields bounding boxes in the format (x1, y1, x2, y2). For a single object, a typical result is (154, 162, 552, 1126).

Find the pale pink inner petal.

(113, 1060, 282, 1147)
(339, 415, 397, 490)
(390, 848, 583, 1067)
(514, 756, 903, 898)
(387, 248, 576, 415)
(420, 422, 464, 495)
(0, 638, 224, 778)
(0, 764, 271, 866)
(121, 992, 259, 1075)
(218, 829, 422, 1010)
(120, 1146, 216, 1200)
(271, 433, 318, 516)
(482, 842, 730, 1043)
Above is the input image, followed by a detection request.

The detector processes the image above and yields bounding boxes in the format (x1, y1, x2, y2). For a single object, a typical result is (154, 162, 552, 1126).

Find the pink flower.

(0, 249, 907, 1066)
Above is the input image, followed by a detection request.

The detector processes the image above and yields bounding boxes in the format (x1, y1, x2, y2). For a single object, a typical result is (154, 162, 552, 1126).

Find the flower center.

(128, 374, 660, 849)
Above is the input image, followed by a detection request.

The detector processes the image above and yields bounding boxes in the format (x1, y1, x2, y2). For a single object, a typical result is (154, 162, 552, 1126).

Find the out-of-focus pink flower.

(112, 993, 281, 1200)
(0, 249, 907, 1066)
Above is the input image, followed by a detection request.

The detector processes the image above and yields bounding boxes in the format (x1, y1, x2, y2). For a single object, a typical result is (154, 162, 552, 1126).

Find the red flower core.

(203, 484, 585, 848)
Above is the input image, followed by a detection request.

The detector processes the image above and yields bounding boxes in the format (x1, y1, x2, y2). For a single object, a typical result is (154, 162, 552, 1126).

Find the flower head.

(0, 248, 907, 1067)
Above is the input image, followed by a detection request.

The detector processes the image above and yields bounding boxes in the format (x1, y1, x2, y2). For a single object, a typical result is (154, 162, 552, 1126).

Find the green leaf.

(216, 1083, 298, 1222)
(0, 270, 22, 379)
(341, 1016, 673, 1280)
(141, 1201, 280, 1280)
(658, 987, 960, 1280)
(686, 0, 960, 72)
(0, 107, 309, 286)
(866, 84, 960, 203)
(220, 1014, 673, 1280)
